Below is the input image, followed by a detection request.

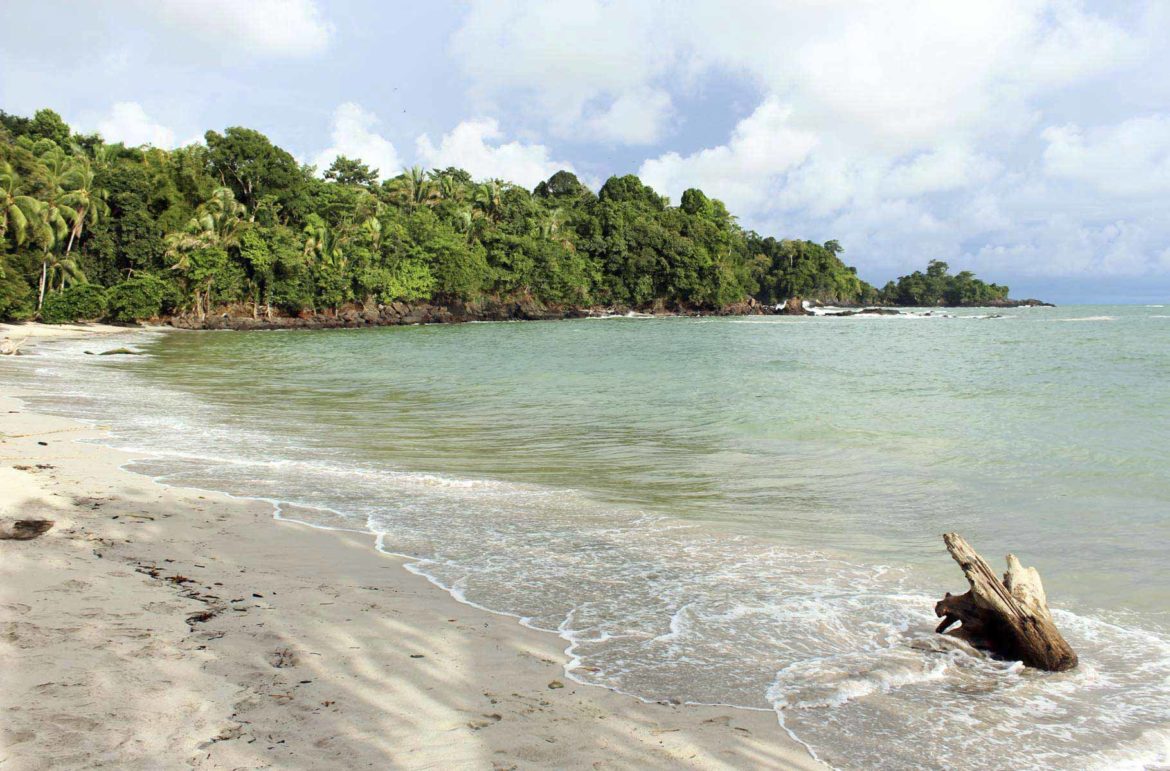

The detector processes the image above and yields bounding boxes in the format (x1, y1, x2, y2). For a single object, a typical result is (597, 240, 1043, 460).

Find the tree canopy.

(878, 260, 1009, 306)
(0, 107, 1012, 324)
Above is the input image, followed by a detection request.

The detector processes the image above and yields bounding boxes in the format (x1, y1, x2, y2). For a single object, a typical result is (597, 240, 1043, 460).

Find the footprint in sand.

(468, 713, 502, 730)
(268, 647, 299, 668)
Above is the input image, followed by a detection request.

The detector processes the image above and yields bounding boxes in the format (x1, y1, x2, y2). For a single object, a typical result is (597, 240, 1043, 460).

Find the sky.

(2, 0, 1169, 303)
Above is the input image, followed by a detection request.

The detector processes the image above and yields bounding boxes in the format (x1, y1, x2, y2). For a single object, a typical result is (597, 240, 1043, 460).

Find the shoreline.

(0, 334, 822, 769)
(159, 296, 1055, 330)
(1, 294, 1056, 340)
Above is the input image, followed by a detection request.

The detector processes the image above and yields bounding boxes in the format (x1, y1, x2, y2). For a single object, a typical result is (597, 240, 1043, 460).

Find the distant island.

(1, 108, 1042, 328)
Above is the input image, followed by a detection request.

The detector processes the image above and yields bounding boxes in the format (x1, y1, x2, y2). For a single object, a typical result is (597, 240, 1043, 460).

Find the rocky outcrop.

(165, 295, 788, 330)
(715, 297, 769, 317)
(824, 307, 901, 317)
(168, 299, 605, 331)
(985, 298, 1055, 308)
(144, 292, 1058, 331)
(779, 297, 813, 316)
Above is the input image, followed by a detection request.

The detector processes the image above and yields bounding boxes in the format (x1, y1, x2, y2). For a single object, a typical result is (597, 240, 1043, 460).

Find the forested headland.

(1, 108, 1017, 326)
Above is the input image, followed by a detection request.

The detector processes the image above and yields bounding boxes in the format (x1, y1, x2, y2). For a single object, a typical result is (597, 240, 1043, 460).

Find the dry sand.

(0, 326, 822, 769)
(1, 321, 138, 343)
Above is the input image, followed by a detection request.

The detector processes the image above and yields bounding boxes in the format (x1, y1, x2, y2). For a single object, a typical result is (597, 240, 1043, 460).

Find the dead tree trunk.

(935, 532, 1077, 672)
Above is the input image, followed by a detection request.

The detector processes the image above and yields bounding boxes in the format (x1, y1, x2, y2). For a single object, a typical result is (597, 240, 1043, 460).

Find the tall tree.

(59, 156, 109, 257)
(204, 127, 304, 212)
(324, 156, 379, 187)
(28, 109, 70, 147)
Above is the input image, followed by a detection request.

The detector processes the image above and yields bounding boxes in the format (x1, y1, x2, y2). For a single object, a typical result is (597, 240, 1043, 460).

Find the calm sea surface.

(7, 305, 1170, 769)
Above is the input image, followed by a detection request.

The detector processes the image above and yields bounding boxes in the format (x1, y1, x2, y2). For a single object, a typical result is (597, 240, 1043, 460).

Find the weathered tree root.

(935, 532, 1077, 672)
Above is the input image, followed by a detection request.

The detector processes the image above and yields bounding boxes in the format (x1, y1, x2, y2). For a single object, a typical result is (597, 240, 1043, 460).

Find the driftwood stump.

(935, 532, 1077, 671)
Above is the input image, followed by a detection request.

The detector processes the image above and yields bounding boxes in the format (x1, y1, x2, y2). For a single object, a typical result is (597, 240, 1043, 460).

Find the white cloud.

(416, 118, 573, 188)
(884, 145, 1002, 198)
(452, 0, 1131, 151)
(585, 88, 674, 145)
(639, 99, 817, 211)
(1042, 115, 1170, 197)
(96, 102, 177, 148)
(312, 107, 573, 189)
(147, 0, 332, 57)
(451, 0, 679, 144)
(313, 103, 402, 181)
(970, 216, 1168, 278)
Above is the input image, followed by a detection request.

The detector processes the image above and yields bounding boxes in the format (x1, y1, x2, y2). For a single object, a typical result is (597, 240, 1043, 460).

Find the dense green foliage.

(0, 108, 1011, 323)
(39, 282, 107, 323)
(878, 260, 1009, 306)
(105, 273, 176, 321)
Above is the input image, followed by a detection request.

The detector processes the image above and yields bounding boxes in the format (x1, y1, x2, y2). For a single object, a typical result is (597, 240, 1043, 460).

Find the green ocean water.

(10, 304, 1170, 769)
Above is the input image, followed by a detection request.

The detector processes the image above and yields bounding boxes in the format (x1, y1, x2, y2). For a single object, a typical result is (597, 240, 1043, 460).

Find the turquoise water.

(7, 305, 1170, 769)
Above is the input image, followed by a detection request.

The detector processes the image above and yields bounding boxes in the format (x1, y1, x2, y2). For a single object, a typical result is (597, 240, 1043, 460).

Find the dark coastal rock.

(779, 297, 813, 316)
(163, 295, 809, 330)
(986, 298, 1055, 308)
(400, 308, 428, 325)
(827, 307, 901, 317)
(717, 297, 772, 316)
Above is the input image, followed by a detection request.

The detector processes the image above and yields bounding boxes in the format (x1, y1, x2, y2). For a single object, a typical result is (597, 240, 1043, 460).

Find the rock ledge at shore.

(162, 295, 1053, 331)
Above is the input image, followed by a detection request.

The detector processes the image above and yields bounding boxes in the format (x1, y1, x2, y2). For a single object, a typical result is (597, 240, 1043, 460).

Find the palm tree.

(350, 192, 384, 249)
(0, 163, 42, 248)
(34, 196, 76, 311)
(302, 218, 355, 315)
(37, 144, 72, 185)
(432, 171, 465, 204)
(165, 186, 246, 318)
(535, 206, 575, 251)
(59, 157, 109, 257)
(23, 148, 83, 311)
(472, 179, 506, 222)
(302, 219, 348, 271)
(188, 186, 246, 248)
(45, 254, 86, 292)
(389, 166, 439, 211)
(164, 227, 216, 319)
(360, 214, 381, 250)
(454, 206, 475, 241)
